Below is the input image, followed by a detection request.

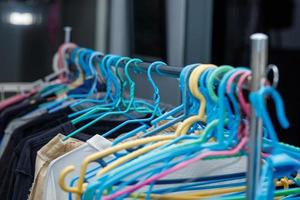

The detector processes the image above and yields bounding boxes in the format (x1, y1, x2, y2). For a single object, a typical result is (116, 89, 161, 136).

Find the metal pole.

(247, 33, 268, 199)
(95, 55, 182, 77)
(64, 26, 72, 43)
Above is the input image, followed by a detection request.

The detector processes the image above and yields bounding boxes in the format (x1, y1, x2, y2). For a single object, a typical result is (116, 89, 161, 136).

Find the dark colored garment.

(0, 94, 46, 140)
(11, 123, 91, 200)
(0, 123, 74, 200)
(1, 116, 151, 200)
(0, 97, 173, 200)
(0, 107, 71, 177)
(0, 112, 71, 200)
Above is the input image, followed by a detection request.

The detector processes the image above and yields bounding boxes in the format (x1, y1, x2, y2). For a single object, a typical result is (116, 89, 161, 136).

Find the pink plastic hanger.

(57, 43, 77, 82)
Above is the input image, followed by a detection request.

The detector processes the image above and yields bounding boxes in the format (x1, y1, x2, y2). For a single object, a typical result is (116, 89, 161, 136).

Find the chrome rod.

(247, 33, 268, 200)
(64, 26, 72, 43)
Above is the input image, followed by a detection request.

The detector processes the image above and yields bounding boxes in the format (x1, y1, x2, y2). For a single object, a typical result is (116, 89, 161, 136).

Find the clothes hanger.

(44, 43, 78, 86)
(62, 65, 264, 198)
(69, 56, 155, 123)
(67, 54, 122, 119)
(57, 59, 292, 198)
(96, 119, 286, 200)
(58, 64, 213, 198)
(138, 63, 199, 138)
(48, 51, 108, 114)
(198, 68, 217, 124)
(62, 58, 154, 140)
(95, 63, 216, 168)
(102, 136, 248, 199)
(93, 93, 241, 193)
(91, 67, 262, 198)
(40, 47, 89, 99)
(40, 43, 79, 96)
(174, 64, 217, 136)
(111, 58, 158, 114)
(85, 67, 255, 197)
(252, 87, 289, 142)
(101, 61, 166, 138)
(215, 68, 249, 144)
(71, 172, 247, 200)
(72, 65, 286, 198)
(249, 85, 294, 199)
(206, 65, 234, 103)
(39, 48, 100, 111)
(62, 64, 200, 196)
(31, 46, 83, 113)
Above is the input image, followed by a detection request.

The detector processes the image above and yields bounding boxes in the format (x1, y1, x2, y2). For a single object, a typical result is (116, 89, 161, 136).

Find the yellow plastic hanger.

(59, 64, 215, 199)
(175, 64, 217, 136)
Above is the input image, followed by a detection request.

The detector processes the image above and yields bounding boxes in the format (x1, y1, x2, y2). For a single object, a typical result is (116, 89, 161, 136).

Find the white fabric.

(42, 135, 113, 200)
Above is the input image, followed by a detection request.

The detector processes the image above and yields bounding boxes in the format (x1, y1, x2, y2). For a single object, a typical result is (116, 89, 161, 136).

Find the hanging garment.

(0, 108, 47, 156)
(43, 135, 113, 200)
(28, 134, 84, 200)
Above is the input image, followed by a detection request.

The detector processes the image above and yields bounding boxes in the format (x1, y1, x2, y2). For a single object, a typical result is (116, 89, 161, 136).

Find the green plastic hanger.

(206, 65, 234, 103)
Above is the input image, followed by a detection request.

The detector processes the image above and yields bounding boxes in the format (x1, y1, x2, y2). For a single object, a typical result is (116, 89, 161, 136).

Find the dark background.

(0, 0, 298, 146)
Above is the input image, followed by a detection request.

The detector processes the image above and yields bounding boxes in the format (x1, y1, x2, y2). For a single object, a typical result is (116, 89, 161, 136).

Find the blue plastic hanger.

(69, 55, 155, 123)
(141, 64, 200, 137)
(69, 65, 246, 198)
(216, 68, 250, 146)
(67, 54, 122, 119)
(64, 64, 200, 196)
(63, 58, 150, 140)
(248, 86, 293, 199)
(38, 48, 91, 110)
(86, 69, 251, 198)
(250, 86, 289, 146)
(48, 51, 107, 113)
(112, 64, 199, 144)
(89, 133, 242, 199)
(101, 61, 166, 137)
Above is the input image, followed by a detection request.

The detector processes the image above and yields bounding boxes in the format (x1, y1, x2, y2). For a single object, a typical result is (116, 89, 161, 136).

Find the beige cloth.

(28, 134, 83, 200)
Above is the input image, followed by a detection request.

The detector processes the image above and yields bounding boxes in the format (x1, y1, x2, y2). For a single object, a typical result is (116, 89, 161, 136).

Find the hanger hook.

(88, 52, 104, 76)
(148, 61, 166, 100)
(266, 64, 279, 89)
(147, 61, 167, 116)
(124, 58, 143, 104)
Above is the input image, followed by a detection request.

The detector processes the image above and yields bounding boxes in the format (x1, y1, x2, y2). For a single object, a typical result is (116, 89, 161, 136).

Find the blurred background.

(0, 0, 299, 145)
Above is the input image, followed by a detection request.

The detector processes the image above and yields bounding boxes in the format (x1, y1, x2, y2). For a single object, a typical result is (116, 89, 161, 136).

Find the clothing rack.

(0, 28, 269, 198)
(73, 31, 268, 199)
(90, 33, 269, 199)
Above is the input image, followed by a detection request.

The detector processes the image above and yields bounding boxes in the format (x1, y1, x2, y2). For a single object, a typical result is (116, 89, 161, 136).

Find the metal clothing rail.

(95, 56, 183, 77)
(247, 33, 268, 199)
